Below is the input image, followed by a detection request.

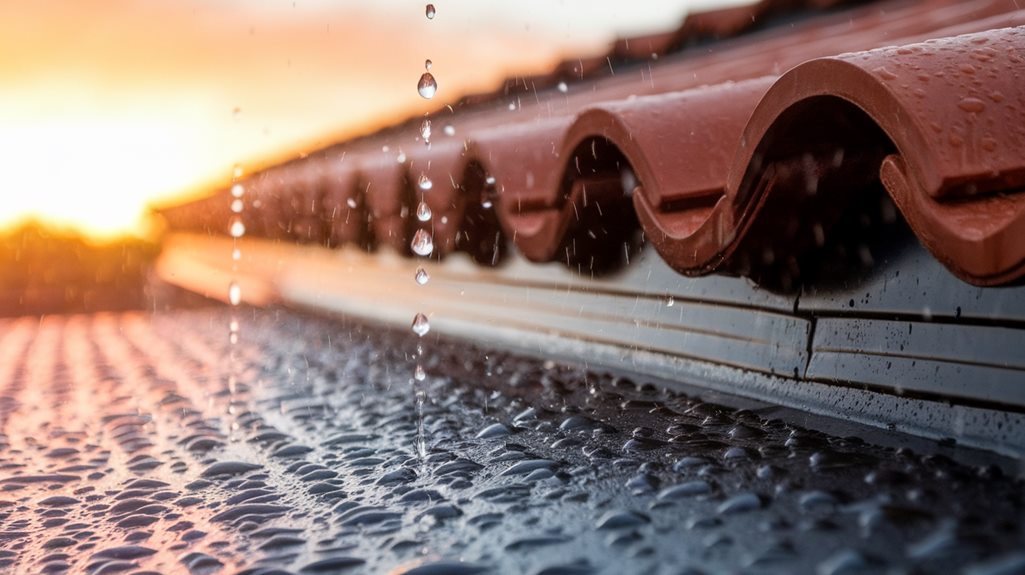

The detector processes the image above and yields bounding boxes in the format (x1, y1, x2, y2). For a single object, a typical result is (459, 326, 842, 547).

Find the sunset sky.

(0, 0, 743, 239)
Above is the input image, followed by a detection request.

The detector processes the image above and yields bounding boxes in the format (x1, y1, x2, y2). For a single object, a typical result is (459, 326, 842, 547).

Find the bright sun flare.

(0, 115, 204, 239)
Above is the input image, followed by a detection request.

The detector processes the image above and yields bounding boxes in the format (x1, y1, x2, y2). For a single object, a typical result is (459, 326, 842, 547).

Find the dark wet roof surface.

(2, 309, 1024, 574)
(161, 0, 1025, 287)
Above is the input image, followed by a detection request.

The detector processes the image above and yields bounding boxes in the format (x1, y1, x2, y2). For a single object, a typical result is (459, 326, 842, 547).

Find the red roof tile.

(158, 0, 1025, 286)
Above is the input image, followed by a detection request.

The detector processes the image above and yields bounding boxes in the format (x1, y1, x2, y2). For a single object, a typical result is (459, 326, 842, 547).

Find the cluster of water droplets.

(409, 3, 439, 461)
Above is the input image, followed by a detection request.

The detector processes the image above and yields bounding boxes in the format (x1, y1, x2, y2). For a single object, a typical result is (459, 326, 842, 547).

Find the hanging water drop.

(425, 3, 435, 19)
(231, 183, 245, 198)
(418, 174, 433, 191)
(411, 228, 434, 256)
(228, 281, 242, 306)
(415, 267, 430, 285)
(411, 313, 431, 337)
(420, 118, 432, 142)
(418, 72, 437, 99)
(416, 200, 432, 222)
(229, 217, 246, 238)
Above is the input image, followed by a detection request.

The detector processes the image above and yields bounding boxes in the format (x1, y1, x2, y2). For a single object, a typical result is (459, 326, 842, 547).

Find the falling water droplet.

(485, 175, 496, 186)
(396, 151, 407, 163)
(667, 296, 675, 307)
(229, 218, 246, 238)
(232, 164, 243, 179)
(416, 201, 432, 222)
(231, 199, 244, 213)
(420, 118, 432, 142)
(415, 267, 430, 285)
(229, 320, 239, 344)
(418, 73, 437, 99)
(425, 3, 435, 19)
(418, 175, 433, 191)
(557, 81, 568, 93)
(232, 248, 241, 261)
(443, 124, 455, 136)
(414, 363, 426, 381)
(425, 59, 432, 71)
(411, 313, 431, 337)
(231, 183, 245, 198)
(411, 229, 434, 256)
(346, 197, 358, 209)
(228, 282, 242, 306)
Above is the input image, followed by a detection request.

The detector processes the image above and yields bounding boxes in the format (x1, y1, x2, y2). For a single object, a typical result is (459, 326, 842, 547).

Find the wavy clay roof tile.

(158, 0, 1025, 287)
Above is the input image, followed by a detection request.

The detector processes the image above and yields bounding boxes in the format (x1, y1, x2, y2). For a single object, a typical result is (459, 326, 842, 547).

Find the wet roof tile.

(160, 0, 1025, 286)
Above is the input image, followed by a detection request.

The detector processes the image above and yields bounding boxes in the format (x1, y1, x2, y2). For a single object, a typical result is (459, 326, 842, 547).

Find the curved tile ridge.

(470, 117, 572, 262)
(558, 78, 778, 275)
(619, 26, 1025, 286)
(730, 25, 1025, 286)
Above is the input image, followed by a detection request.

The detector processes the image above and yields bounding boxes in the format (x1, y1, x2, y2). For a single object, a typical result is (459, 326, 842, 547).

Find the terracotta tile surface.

(159, 0, 1025, 286)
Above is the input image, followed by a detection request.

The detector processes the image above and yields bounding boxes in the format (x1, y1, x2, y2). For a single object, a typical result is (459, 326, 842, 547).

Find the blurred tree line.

(0, 221, 160, 317)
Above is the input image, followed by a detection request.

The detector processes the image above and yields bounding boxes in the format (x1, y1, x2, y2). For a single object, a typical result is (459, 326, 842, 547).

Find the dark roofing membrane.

(160, 0, 1025, 288)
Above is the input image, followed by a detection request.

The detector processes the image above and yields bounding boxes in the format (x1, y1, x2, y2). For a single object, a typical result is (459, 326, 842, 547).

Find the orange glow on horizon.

(0, 0, 734, 239)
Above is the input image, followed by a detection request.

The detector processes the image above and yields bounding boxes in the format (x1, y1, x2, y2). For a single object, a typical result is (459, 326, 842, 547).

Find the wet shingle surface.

(1, 309, 1023, 574)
